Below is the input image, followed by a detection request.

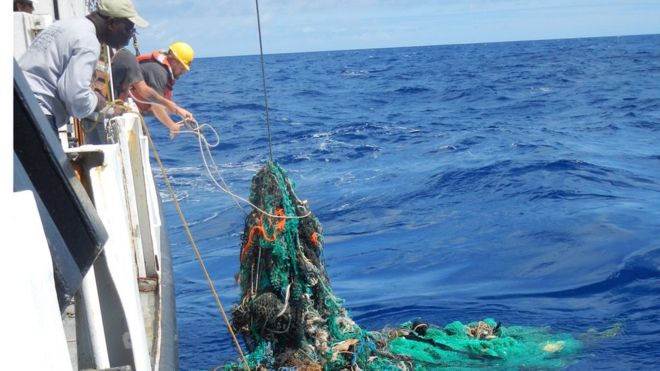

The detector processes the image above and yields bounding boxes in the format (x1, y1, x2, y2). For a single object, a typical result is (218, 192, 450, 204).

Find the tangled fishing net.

(225, 162, 580, 370)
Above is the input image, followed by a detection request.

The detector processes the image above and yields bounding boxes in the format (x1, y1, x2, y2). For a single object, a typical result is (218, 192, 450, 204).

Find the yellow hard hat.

(168, 42, 194, 70)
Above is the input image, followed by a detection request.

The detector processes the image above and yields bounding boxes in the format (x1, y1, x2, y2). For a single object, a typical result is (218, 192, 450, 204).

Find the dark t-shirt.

(140, 60, 170, 96)
(111, 48, 143, 99)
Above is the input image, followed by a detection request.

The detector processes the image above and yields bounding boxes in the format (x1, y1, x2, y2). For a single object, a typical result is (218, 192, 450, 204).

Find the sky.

(133, 0, 660, 58)
(4, 0, 660, 192)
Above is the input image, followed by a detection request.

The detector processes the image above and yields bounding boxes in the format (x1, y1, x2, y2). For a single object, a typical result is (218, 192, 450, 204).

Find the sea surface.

(147, 34, 660, 370)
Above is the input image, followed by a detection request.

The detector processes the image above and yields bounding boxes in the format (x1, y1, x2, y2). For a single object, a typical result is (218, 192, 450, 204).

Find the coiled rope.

(185, 118, 312, 220)
(128, 92, 310, 221)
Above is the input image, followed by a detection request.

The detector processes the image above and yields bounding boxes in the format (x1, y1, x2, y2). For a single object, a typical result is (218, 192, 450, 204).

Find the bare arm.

(151, 104, 183, 139)
(133, 80, 193, 121)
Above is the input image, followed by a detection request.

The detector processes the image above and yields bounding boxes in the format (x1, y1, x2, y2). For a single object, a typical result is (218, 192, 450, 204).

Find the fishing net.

(225, 162, 580, 370)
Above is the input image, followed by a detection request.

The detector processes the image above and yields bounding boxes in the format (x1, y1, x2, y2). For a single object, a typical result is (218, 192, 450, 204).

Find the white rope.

(128, 90, 310, 220)
(188, 118, 311, 220)
(276, 283, 291, 318)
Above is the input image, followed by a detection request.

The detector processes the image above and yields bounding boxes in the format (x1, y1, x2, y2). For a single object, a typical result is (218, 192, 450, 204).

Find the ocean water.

(148, 34, 660, 370)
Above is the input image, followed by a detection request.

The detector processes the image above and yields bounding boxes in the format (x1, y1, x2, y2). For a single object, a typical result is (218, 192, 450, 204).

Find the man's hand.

(175, 106, 194, 122)
(107, 105, 127, 118)
(169, 122, 184, 140)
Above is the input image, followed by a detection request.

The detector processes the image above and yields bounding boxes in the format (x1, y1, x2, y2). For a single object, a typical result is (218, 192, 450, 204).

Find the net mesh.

(225, 162, 580, 370)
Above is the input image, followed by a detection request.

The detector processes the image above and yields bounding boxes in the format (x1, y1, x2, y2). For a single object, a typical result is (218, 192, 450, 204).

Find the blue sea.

(148, 34, 660, 370)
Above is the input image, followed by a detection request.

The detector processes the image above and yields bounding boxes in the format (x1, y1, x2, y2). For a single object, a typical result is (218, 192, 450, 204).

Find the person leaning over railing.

(102, 47, 194, 138)
(18, 0, 147, 133)
(133, 42, 196, 139)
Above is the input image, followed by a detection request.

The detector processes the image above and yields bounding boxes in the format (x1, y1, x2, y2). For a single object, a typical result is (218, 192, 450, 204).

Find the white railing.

(63, 112, 165, 370)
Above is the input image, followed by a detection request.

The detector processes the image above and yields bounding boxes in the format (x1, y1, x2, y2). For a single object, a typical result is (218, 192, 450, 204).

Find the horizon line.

(198, 32, 660, 59)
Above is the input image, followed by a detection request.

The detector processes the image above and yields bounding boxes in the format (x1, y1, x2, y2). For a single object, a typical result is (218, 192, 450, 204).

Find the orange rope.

(310, 232, 321, 247)
(275, 208, 286, 232)
(240, 208, 286, 262)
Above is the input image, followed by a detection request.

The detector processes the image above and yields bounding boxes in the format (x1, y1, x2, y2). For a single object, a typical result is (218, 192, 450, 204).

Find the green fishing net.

(224, 162, 580, 370)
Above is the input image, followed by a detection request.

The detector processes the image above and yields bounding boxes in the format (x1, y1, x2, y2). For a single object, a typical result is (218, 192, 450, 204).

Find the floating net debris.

(224, 162, 580, 370)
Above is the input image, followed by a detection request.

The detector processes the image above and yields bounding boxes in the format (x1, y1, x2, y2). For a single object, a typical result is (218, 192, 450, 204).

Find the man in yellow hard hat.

(133, 42, 195, 138)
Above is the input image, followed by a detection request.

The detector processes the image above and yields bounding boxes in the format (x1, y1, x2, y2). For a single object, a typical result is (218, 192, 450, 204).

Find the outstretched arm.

(151, 104, 183, 139)
(132, 80, 194, 121)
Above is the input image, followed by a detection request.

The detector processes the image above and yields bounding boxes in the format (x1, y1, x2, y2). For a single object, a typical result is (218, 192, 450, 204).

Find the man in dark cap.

(19, 0, 148, 132)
